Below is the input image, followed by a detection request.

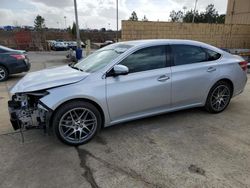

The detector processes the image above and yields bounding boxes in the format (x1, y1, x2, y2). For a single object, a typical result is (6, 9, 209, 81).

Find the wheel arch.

(0, 63, 9, 74)
(49, 98, 105, 129)
(204, 78, 234, 113)
(216, 78, 234, 95)
(205, 78, 234, 103)
(212, 78, 234, 96)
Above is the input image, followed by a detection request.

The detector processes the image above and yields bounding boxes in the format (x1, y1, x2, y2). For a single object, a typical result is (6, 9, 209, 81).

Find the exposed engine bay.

(8, 91, 51, 131)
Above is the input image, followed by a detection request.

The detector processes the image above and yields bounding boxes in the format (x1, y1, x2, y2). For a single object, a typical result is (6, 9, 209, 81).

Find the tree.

(170, 4, 225, 24)
(183, 10, 199, 23)
(71, 22, 76, 37)
(216, 14, 225, 24)
(129, 11, 138, 21)
(170, 10, 184, 22)
(203, 4, 219, 23)
(142, 15, 148, 21)
(100, 27, 106, 32)
(34, 15, 45, 30)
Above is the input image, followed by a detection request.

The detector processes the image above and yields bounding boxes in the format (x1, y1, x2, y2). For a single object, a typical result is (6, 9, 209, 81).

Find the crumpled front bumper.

(8, 98, 53, 131)
(8, 100, 22, 130)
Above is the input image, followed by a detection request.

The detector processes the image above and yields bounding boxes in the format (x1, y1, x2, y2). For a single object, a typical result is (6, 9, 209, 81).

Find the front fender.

(39, 79, 111, 125)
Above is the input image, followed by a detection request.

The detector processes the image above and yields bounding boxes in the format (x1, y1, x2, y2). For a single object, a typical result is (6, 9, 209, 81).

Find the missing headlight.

(8, 91, 51, 131)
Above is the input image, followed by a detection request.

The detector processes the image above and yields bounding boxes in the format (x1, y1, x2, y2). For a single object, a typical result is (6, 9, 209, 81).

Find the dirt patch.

(76, 147, 166, 188)
(147, 137, 156, 145)
(75, 147, 99, 188)
(188, 164, 205, 176)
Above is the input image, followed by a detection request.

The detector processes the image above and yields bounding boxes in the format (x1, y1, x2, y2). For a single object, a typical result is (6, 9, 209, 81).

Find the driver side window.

(120, 46, 167, 73)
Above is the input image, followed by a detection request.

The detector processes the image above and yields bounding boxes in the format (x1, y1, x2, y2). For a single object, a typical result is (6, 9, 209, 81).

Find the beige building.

(121, 20, 250, 48)
(226, 0, 250, 24)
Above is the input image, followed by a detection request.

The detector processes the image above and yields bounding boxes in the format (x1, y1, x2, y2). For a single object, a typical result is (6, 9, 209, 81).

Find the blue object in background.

(76, 48, 83, 60)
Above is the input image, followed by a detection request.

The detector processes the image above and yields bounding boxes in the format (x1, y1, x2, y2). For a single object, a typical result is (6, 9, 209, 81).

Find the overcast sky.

(0, 0, 228, 29)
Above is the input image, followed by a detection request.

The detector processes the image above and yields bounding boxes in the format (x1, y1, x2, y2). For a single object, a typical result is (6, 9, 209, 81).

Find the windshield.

(74, 44, 133, 73)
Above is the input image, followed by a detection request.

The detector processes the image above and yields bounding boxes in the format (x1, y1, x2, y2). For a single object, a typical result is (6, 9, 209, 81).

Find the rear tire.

(0, 66, 8, 81)
(53, 101, 102, 146)
(205, 81, 232, 113)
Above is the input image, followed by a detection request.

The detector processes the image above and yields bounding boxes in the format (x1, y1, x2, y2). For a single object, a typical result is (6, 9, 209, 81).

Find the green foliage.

(216, 14, 226, 24)
(71, 22, 76, 37)
(67, 26, 71, 32)
(100, 28, 106, 32)
(170, 4, 225, 24)
(34, 15, 45, 30)
(183, 10, 199, 23)
(170, 10, 184, 22)
(129, 11, 138, 21)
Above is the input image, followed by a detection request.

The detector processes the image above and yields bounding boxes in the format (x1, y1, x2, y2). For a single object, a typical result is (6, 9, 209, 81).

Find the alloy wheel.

(0, 67, 6, 81)
(58, 107, 97, 144)
(210, 85, 231, 112)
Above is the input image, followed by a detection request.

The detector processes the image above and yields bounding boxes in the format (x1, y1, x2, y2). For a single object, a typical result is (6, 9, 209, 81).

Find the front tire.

(205, 81, 232, 113)
(53, 101, 102, 146)
(0, 66, 8, 82)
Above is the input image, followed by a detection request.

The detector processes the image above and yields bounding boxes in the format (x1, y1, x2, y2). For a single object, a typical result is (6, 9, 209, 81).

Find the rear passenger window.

(203, 48, 221, 61)
(171, 45, 207, 66)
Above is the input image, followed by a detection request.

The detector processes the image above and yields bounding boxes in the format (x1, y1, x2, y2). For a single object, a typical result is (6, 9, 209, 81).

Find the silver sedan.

(8, 40, 248, 145)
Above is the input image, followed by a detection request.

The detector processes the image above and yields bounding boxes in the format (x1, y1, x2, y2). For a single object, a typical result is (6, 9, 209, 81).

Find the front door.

(106, 45, 172, 123)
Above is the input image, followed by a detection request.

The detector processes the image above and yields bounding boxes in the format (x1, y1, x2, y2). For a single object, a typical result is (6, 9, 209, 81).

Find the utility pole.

(192, 0, 198, 23)
(116, 0, 118, 42)
(74, 0, 81, 49)
(183, 6, 187, 15)
(64, 16, 67, 29)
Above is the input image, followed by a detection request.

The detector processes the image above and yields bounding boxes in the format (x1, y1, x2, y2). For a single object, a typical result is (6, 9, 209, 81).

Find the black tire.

(53, 101, 102, 146)
(205, 81, 232, 113)
(0, 66, 8, 82)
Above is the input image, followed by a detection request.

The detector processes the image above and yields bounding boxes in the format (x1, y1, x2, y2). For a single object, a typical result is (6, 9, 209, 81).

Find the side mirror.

(107, 65, 129, 77)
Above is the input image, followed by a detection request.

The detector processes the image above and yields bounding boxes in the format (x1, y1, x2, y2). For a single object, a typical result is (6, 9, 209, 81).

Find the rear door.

(106, 45, 172, 122)
(170, 44, 221, 107)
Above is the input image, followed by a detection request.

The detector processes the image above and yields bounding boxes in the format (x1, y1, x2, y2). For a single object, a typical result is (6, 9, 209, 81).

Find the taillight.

(239, 61, 248, 72)
(10, 54, 25, 60)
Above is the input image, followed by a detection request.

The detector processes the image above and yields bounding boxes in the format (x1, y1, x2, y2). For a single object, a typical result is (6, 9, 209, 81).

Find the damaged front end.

(8, 91, 52, 132)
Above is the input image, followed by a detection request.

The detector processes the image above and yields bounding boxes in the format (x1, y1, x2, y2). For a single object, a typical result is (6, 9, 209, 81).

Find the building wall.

(225, 0, 250, 25)
(0, 30, 72, 50)
(121, 20, 250, 49)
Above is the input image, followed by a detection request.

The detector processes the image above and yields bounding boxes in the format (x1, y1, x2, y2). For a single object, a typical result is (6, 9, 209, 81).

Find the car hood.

(10, 65, 89, 94)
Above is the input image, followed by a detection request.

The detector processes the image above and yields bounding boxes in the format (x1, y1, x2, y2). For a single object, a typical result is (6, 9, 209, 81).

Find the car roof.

(118, 39, 224, 54)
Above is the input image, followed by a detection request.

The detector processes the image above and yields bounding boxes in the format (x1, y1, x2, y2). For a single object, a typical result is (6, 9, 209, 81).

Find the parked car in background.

(66, 41, 86, 50)
(47, 40, 56, 49)
(8, 40, 248, 145)
(66, 41, 77, 50)
(100, 40, 114, 48)
(52, 41, 68, 51)
(0, 45, 30, 81)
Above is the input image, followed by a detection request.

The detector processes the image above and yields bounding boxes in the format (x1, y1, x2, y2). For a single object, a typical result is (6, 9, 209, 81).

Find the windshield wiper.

(68, 64, 84, 72)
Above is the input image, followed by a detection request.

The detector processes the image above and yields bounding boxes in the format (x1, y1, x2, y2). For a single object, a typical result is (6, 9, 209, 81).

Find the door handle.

(157, 75, 170, 82)
(207, 67, 216, 72)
